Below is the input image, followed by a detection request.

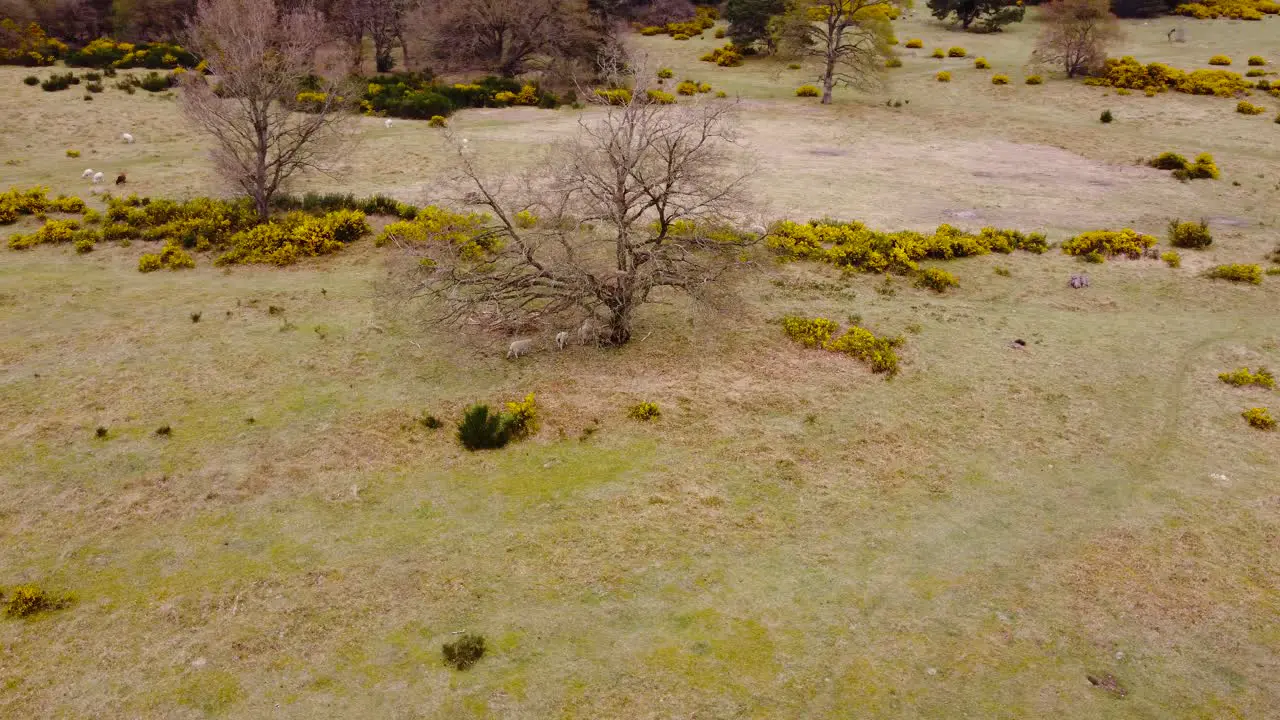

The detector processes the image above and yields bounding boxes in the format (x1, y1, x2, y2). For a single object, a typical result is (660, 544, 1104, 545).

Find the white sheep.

(92, 171, 104, 184)
(81, 168, 94, 179)
(506, 338, 533, 359)
(384, 118, 393, 128)
(578, 318, 599, 346)
(121, 132, 134, 144)
(555, 331, 568, 350)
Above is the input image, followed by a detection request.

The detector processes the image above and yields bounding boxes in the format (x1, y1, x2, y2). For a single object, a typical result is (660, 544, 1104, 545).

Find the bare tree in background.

(777, 0, 898, 104)
(181, 0, 350, 220)
(413, 0, 602, 77)
(334, 0, 408, 72)
(1033, 0, 1119, 78)
(384, 72, 756, 346)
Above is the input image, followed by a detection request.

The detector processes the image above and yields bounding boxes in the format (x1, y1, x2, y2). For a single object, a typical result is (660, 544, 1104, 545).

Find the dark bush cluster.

(64, 38, 198, 69)
(3, 584, 73, 618)
(1168, 219, 1212, 248)
(355, 73, 560, 120)
(442, 633, 486, 670)
(456, 394, 539, 451)
(270, 192, 418, 219)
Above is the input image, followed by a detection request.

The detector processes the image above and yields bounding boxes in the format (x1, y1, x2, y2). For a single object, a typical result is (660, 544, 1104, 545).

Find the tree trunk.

(606, 303, 633, 345)
(821, 56, 836, 104)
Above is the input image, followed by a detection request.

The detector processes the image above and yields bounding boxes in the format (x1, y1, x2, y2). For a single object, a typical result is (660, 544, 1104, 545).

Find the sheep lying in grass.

(92, 171, 104, 184)
(121, 132, 134, 143)
(81, 168, 94, 179)
(507, 338, 533, 359)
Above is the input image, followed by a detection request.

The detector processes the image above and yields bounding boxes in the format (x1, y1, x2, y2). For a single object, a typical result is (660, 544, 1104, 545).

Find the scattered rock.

(1010, 339, 1027, 349)
(1069, 274, 1091, 289)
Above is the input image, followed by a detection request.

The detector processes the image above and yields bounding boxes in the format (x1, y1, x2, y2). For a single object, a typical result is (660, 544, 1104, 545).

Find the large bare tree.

(413, 0, 602, 77)
(778, 0, 898, 104)
(333, 0, 408, 72)
(1032, 0, 1120, 78)
(385, 78, 756, 345)
(181, 0, 350, 220)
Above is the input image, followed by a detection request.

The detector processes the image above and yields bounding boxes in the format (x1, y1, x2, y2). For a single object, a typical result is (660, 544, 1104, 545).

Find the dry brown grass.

(2, 11, 1279, 719)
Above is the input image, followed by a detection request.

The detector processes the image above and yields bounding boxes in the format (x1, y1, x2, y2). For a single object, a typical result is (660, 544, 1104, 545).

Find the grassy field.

(2, 10, 1280, 719)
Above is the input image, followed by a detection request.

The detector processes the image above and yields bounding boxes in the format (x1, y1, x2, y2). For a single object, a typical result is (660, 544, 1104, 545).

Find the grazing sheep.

(578, 318, 598, 346)
(506, 338, 533, 359)
(555, 331, 568, 350)
(92, 171, 104, 184)
(121, 132, 134, 144)
(81, 168, 94, 179)
(115, 172, 127, 185)
(384, 118, 393, 128)
(1069, 274, 1090, 289)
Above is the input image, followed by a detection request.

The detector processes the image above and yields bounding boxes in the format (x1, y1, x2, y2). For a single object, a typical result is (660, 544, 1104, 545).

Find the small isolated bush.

(1246, 69, 1266, 77)
(1242, 407, 1275, 430)
(948, 47, 967, 58)
(1247, 56, 1266, 66)
(1208, 55, 1231, 66)
(915, 267, 959, 292)
(672, 33, 690, 40)
(994, 265, 1012, 276)
(1162, 250, 1181, 267)
(782, 316, 838, 347)
(715, 90, 727, 98)
(1025, 75, 1043, 85)
(1237, 100, 1265, 114)
(427, 115, 447, 128)
(905, 39, 924, 48)
(1149, 151, 1189, 171)
(991, 74, 1010, 85)
(627, 401, 661, 421)
(95, 426, 108, 438)
(639, 25, 662, 35)
(1206, 263, 1262, 284)
(138, 242, 195, 272)
(443, 633, 486, 670)
(1180, 153, 1219, 180)
(86, 81, 103, 93)
(936, 71, 952, 82)
(23, 75, 39, 85)
(825, 326, 904, 377)
(697, 82, 712, 93)
(795, 85, 820, 97)
(1116, 88, 1132, 95)
(646, 89, 676, 104)
(715, 28, 726, 38)
(40, 72, 75, 91)
(1219, 367, 1275, 388)
(676, 80, 697, 95)
(65, 149, 79, 157)
(1100, 109, 1113, 123)
(417, 410, 443, 429)
(657, 67, 674, 79)
(594, 88, 631, 105)
(1061, 228, 1157, 259)
(137, 71, 174, 92)
(974, 57, 990, 69)
(503, 393, 539, 440)
(1168, 219, 1212, 248)
(788, 63, 802, 69)
(456, 404, 509, 450)
(886, 57, 903, 68)
(4, 584, 72, 618)
(931, 48, 945, 59)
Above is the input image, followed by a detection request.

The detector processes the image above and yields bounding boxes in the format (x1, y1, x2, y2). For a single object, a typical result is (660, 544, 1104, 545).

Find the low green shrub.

(931, 48, 945, 59)
(645, 89, 676, 104)
(905, 39, 924, 48)
(1236, 100, 1265, 114)
(216, 210, 370, 266)
(1242, 407, 1275, 430)
(788, 63, 802, 69)
(1246, 69, 1266, 77)
(1219, 367, 1275, 388)
(443, 633, 485, 670)
(7, 218, 80, 249)
(1206, 263, 1262, 283)
(782, 316, 838, 348)
(1208, 54, 1232, 65)
(657, 67, 674, 79)
(915, 267, 959, 292)
(456, 404, 508, 450)
(768, 220, 1047, 274)
(991, 74, 1010, 85)
(795, 85, 820, 97)
(948, 47, 967, 58)
(594, 88, 632, 105)
(40, 72, 75, 91)
(65, 148, 79, 157)
(936, 71, 951, 82)
(825, 325, 904, 377)
(974, 57, 990, 69)
(1162, 250, 1181, 267)
(627, 401, 661, 421)
(994, 265, 1012, 276)
(676, 80, 698, 95)
(1168, 219, 1212, 248)
(23, 75, 38, 85)
(138, 242, 195, 272)
(885, 57, 903, 68)
(137, 71, 175, 92)
(1149, 151, 1190, 170)
(503, 393, 539, 440)
(1100, 109, 1113, 123)
(1060, 229, 1157, 260)
(1025, 75, 1043, 85)
(3, 584, 72, 618)
(1247, 55, 1266, 66)
(1176, 153, 1219, 180)
(86, 81, 103, 93)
